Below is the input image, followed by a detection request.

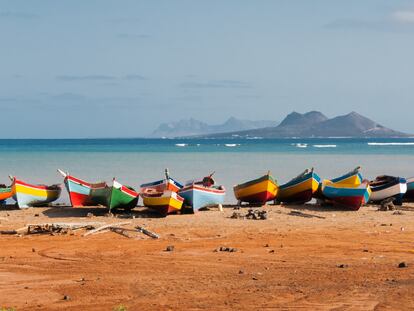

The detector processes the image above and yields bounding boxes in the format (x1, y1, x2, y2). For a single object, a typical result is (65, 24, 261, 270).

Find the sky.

(1, 0, 414, 138)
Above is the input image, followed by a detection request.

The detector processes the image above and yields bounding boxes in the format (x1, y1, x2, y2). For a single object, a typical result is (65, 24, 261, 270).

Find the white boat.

(369, 176, 407, 205)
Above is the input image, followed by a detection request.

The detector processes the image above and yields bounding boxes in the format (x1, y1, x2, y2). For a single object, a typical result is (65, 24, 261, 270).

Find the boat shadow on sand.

(270, 203, 368, 213)
(42, 206, 170, 219)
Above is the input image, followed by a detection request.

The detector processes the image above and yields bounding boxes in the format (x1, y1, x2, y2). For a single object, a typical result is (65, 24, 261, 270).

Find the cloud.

(56, 74, 146, 82)
(51, 93, 87, 101)
(108, 17, 140, 24)
(180, 80, 252, 89)
(117, 33, 150, 39)
(57, 75, 116, 81)
(325, 9, 414, 32)
(123, 74, 146, 81)
(392, 10, 414, 24)
(0, 11, 38, 19)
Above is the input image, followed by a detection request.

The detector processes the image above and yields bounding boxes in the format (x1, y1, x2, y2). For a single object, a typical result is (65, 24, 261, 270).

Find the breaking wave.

(368, 142, 414, 146)
(175, 143, 188, 147)
(313, 144, 337, 148)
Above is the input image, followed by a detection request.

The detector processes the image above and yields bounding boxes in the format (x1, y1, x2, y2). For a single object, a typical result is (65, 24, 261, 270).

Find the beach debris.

(398, 262, 408, 268)
(230, 211, 244, 219)
(165, 245, 175, 252)
(246, 209, 268, 220)
(378, 198, 395, 211)
(238, 269, 244, 274)
(83, 222, 131, 237)
(288, 210, 326, 219)
(216, 246, 238, 252)
(135, 226, 160, 239)
(63, 295, 71, 301)
(32, 248, 36, 252)
(86, 212, 94, 218)
(110, 227, 133, 238)
(393, 210, 404, 215)
(337, 264, 348, 268)
(0, 230, 18, 235)
(268, 249, 275, 253)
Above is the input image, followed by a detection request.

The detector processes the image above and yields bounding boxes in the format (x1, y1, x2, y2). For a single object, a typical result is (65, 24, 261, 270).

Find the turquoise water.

(1, 138, 414, 204)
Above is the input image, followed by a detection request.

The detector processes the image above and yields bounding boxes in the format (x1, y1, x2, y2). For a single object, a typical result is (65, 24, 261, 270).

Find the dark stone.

(34, 214, 39, 217)
(239, 270, 244, 274)
(63, 295, 71, 301)
(398, 262, 407, 268)
(337, 264, 348, 268)
(32, 248, 35, 252)
(165, 245, 174, 252)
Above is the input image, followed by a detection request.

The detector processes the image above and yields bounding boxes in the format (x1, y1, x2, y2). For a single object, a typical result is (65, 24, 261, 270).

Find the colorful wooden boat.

(140, 169, 183, 193)
(233, 173, 278, 205)
(58, 169, 107, 207)
(89, 179, 139, 211)
(321, 180, 371, 210)
(330, 167, 363, 185)
(11, 177, 61, 208)
(314, 167, 364, 201)
(141, 190, 184, 216)
(403, 177, 414, 202)
(369, 175, 407, 205)
(0, 184, 13, 202)
(277, 168, 320, 204)
(178, 174, 225, 211)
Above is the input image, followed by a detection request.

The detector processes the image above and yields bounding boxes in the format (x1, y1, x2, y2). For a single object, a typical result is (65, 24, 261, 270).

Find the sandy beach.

(0, 204, 413, 310)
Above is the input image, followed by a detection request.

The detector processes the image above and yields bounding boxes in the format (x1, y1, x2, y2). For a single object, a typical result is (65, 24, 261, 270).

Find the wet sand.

(1, 204, 414, 310)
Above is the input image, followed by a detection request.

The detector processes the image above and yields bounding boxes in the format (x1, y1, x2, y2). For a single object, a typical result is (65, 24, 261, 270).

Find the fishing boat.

(11, 177, 61, 208)
(321, 180, 371, 210)
(369, 175, 407, 205)
(403, 177, 414, 202)
(233, 173, 278, 205)
(277, 168, 320, 204)
(314, 167, 364, 201)
(58, 169, 107, 207)
(140, 169, 183, 193)
(330, 167, 363, 185)
(89, 179, 139, 211)
(178, 173, 226, 211)
(0, 184, 13, 202)
(141, 190, 184, 216)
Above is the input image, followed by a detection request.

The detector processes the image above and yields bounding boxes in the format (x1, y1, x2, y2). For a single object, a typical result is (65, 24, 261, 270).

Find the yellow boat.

(277, 168, 320, 204)
(141, 190, 184, 216)
(233, 173, 278, 205)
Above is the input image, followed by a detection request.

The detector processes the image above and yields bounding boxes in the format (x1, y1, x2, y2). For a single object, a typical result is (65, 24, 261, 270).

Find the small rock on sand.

(398, 262, 408, 268)
(165, 245, 174, 252)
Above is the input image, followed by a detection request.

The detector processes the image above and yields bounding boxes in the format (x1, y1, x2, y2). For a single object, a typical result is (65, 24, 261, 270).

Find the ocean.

(1, 138, 414, 204)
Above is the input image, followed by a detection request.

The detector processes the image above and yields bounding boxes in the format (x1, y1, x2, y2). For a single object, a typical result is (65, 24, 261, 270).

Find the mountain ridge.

(190, 111, 409, 138)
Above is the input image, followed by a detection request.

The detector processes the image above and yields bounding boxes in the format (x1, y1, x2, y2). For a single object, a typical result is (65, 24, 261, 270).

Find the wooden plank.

(83, 222, 132, 237)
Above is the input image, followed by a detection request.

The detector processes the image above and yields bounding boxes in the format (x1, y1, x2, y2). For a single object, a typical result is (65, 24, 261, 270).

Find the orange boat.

(0, 184, 13, 202)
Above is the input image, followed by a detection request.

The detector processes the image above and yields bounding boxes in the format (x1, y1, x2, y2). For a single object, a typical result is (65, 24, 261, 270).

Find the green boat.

(89, 179, 139, 211)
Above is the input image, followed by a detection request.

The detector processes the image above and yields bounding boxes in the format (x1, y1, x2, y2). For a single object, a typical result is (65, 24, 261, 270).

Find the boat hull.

(179, 185, 226, 211)
(277, 172, 320, 204)
(64, 175, 97, 207)
(142, 191, 184, 216)
(90, 181, 138, 210)
(109, 181, 139, 210)
(369, 177, 407, 205)
(12, 179, 61, 208)
(233, 175, 278, 205)
(0, 186, 13, 201)
(322, 182, 371, 210)
(141, 178, 182, 193)
(403, 177, 414, 202)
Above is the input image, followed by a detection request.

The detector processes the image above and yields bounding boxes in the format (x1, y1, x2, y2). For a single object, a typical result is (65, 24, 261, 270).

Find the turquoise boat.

(178, 174, 225, 211)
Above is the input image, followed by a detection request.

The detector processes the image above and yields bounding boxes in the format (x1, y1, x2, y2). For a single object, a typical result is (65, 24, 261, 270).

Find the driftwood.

(110, 227, 133, 238)
(136, 226, 159, 239)
(0, 230, 18, 235)
(83, 221, 132, 237)
(288, 210, 326, 219)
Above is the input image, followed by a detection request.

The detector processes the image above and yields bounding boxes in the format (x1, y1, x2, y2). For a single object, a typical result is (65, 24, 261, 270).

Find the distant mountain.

(150, 117, 277, 138)
(197, 111, 409, 138)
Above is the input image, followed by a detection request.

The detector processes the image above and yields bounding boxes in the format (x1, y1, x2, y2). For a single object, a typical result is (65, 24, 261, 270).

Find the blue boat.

(321, 180, 371, 210)
(178, 174, 225, 211)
